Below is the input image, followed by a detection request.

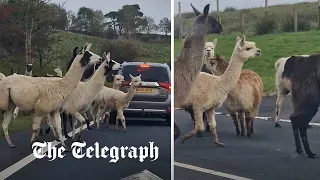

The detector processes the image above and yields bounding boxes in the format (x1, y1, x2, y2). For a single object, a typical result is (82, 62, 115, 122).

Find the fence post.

(178, 2, 183, 38)
(318, 0, 320, 29)
(241, 12, 245, 34)
(293, 8, 298, 32)
(216, 0, 221, 24)
(265, 0, 268, 17)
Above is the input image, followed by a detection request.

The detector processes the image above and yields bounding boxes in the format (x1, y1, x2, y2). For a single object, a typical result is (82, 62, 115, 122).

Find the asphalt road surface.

(0, 117, 171, 180)
(174, 97, 320, 180)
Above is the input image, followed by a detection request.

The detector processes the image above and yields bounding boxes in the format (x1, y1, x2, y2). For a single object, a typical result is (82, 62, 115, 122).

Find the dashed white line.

(175, 162, 253, 180)
(0, 121, 94, 179)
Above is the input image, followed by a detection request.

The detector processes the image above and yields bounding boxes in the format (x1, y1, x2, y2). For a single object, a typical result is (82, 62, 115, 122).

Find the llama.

(180, 35, 261, 145)
(25, 64, 33, 76)
(94, 74, 142, 130)
(174, 4, 222, 140)
(61, 52, 121, 142)
(0, 43, 102, 149)
(203, 39, 217, 69)
(209, 55, 263, 137)
(0, 73, 6, 80)
(274, 55, 313, 129)
(97, 75, 125, 125)
(281, 54, 320, 158)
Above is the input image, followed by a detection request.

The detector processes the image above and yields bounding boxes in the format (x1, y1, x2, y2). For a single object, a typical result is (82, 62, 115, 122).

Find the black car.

(109, 61, 171, 125)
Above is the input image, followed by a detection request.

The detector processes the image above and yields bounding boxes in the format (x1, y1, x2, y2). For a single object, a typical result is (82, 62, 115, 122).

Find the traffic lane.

(2, 119, 171, 180)
(217, 97, 320, 123)
(174, 166, 229, 180)
(174, 110, 320, 180)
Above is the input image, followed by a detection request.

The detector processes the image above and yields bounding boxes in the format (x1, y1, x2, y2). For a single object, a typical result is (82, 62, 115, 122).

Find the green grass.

(175, 30, 320, 92)
(175, 1, 319, 35)
(0, 31, 170, 137)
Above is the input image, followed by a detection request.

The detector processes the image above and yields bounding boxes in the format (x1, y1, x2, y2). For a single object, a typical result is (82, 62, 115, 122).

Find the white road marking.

(0, 121, 94, 179)
(121, 169, 163, 180)
(175, 162, 253, 180)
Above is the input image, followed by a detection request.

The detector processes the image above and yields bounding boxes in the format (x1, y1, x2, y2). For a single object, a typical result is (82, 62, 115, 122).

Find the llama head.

(235, 35, 261, 60)
(191, 4, 223, 34)
(26, 64, 33, 72)
(54, 67, 62, 76)
(204, 39, 217, 58)
(102, 52, 122, 76)
(129, 74, 142, 87)
(113, 75, 125, 87)
(76, 43, 103, 67)
(208, 54, 228, 75)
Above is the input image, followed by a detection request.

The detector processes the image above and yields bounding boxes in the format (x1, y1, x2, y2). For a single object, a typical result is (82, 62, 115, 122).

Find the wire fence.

(174, 0, 318, 38)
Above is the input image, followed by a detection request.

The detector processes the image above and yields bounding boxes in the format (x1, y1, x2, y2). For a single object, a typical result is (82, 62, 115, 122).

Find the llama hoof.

(87, 126, 92, 130)
(64, 134, 71, 139)
(308, 125, 313, 129)
(308, 153, 319, 159)
(240, 132, 244, 136)
(296, 149, 304, 155)
(196, 132, 203, 137)
(124, 129, 127, 132)
(247, 134, 251, 138)
(215, 142, 225, 147)
(9, 144, 17, 148)
(275, 123, 281, 128)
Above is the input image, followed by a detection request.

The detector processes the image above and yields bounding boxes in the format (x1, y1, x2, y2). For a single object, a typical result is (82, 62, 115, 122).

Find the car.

(109, 61, 171, 126)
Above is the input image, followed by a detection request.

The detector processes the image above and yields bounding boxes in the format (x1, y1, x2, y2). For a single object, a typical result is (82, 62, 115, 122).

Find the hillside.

(0, 30, 171, 76)
(174, 1, 318, 36)
(174, 30, 320, 92)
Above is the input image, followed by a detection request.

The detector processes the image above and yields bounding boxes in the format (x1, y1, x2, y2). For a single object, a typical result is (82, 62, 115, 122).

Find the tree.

(6, 0, 64, 64)
(142, 16, 157, 34)
(73, 7, 104, 36)
(159, 17, 171, 35)
(118, 4, 144, 37)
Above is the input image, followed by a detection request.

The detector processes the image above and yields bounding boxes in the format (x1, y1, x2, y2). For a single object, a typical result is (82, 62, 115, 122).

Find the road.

(174, 97, 320, 180)
(0, 117, 171, 180)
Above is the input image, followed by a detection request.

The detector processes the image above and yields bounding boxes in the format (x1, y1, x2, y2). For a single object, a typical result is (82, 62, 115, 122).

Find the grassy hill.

(175, 1, 319, 36)
(174, 30, 320, 92)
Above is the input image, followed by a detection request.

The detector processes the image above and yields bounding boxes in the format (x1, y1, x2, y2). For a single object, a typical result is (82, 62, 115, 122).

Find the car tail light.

(168, 106, 171, 112)
(159, 82, 171, 90)
(122, 81, 130, 86)
(141, 64, 150, 68)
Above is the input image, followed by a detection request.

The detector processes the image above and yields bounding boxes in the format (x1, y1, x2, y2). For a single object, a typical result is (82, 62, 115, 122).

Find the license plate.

(135, 88, 155, 93)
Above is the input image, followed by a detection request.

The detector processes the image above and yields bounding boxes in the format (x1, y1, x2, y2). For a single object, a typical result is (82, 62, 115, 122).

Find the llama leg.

(174, 123, 180, 140)
(250, 120, 254, 134)
(62, 112, 71, 138)
(95, 107, 105, 129)
(3, 103, 16, 148)
(275, 89, 289, 128)
(46, 115, 59, 139)
(52, 111, 69, 151)
(238, 111, 245, 136)
(206, 108, 225, 147)
(71, 117, 78, 140)
(12, 107, 19, 119)
(246, 117, 253, 138)
(72, 112, 86, 142)
(181, 107, 204, 144)
(205, 113, 210, 132)
(117, 109, 127, 132)
(299, 124, 318, 158)
(230, 113, 240, 136)
(30, 115, 43, 149)
(83, 112, 92, 130)
(104, 111, 110, 127)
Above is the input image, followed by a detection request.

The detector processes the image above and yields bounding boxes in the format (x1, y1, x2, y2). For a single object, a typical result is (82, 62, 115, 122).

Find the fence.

(174, 0, 318, 38)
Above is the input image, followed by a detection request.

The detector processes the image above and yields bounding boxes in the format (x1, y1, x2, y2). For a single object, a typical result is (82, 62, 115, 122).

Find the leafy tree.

(159, 17, 171, 35)
(142, 16, 158, 34)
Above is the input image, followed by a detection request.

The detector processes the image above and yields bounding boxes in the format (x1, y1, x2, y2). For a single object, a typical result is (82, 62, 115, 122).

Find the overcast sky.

(51, 0, 171, 23)
(174, 0, 315, 15)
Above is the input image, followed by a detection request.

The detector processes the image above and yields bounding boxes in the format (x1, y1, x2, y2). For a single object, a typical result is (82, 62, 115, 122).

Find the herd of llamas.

(0, 43, 144, 151)
(175, 3, 320, 159)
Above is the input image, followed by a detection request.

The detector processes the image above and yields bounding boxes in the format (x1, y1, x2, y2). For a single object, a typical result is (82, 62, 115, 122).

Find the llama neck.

(113, 84, 121, 90)
(125, 85, 136, 102)
(25, 70, 32, 76)
(214, 60, 229, 76)
(61, 60, 85, 90)
(87, 63, 107, 88)
(219, 50, 245, 93)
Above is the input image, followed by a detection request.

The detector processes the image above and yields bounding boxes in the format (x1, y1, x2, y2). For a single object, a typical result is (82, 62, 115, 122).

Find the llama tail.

(274, 58, 283, 70)
(0, 84, 10, 111)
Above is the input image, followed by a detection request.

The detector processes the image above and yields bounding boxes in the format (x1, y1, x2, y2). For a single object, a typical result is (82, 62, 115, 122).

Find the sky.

(51, 0, 171, 24)
(174, 0, 316, 15)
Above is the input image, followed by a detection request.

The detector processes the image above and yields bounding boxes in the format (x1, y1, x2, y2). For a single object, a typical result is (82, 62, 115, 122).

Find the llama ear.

(190, 3, 201, 16)
(203, 4, 210, 16)
(82, 43, 88, 54)
(213, 39, 217, 45)
(129, 74, 133, 79)
(112, 74, 114, 77)
(106, 52, 110, 60)
(138, 74, 141, 78)
(240, 35, 245, 46)
(236, 36, 241, 42)
(85, 43, 92, 51)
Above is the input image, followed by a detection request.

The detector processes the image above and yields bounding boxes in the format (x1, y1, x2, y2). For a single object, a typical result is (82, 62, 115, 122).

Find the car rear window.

(119, 64, 169, 82)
